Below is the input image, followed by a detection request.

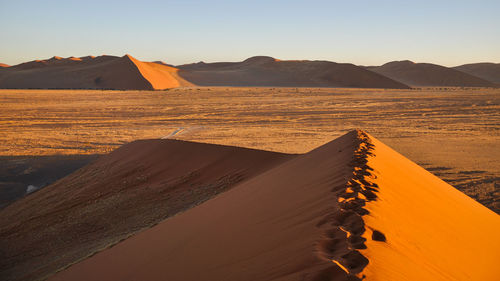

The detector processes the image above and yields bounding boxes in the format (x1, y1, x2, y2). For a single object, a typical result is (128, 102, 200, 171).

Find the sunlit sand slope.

(48, 130, 500, 281)
(360, 133, 500, 280)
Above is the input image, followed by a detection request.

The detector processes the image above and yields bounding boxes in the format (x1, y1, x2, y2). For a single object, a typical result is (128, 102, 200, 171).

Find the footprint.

(372, 230, 386, 242)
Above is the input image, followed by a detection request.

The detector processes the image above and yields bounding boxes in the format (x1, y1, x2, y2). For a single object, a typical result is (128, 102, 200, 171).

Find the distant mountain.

(0, 55, 191, 90)
(453, 63, 500, 84)
(177, 56, 410, 89)
(0, 63, 9, 68)
(366, 60, 496, 87)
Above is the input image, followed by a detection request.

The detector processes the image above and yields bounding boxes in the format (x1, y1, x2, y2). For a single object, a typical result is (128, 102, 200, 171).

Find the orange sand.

(360, 133, 500, 280)
(125, 54, 192, 88)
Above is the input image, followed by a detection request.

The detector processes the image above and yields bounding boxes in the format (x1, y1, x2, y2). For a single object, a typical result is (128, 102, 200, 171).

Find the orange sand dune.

(0, 63, 9, 68)
(453, 62, 500, 84)
(0, 55, 190, 90)
(177, 56, 410, 89)
(0, 140, 292, 281)
(126, 55, 192, 89)
(48, 131, 500, 281)
(366, 60, 496, 87)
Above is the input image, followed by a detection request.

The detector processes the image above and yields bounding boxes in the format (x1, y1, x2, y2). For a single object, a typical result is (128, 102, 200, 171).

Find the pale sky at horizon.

(1, 0, 499, 67)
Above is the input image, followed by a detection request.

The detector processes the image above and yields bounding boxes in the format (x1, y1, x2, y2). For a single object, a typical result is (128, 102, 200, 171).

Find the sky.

(0, 0, 499, 66)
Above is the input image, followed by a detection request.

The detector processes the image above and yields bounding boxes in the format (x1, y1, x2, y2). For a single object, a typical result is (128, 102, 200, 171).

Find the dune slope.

(177, 56, 410, 89)
(0, 140, 292, 281)
(0, 55, 190, 90)
(367, 60, 495, 87)
(453, 63, 500, 84)
(48, 130, 500, 281)
(360, 132, 500, 280)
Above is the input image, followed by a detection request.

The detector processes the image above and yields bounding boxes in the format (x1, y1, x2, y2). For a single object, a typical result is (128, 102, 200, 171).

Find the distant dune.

(177, 56, 410, 89)
(0, 55, 191, 90)
(453, 63, 500, 84)
(0, 63, 9, 68)
(152, 60, 174, 67)
(1, 131, 498, 280)
(3, 55, 499, 89)
(367, 60, 496, 87)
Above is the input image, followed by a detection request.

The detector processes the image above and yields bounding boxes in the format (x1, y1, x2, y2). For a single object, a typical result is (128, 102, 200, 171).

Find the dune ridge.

(318, 131, 377, 278)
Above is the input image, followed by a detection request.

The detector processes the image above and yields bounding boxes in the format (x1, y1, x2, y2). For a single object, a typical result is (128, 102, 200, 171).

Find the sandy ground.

(0, 87, 498, 212)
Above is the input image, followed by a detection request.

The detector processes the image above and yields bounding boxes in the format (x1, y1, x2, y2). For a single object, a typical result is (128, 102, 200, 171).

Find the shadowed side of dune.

(0, 55, 190, 90)
(48, 131, 500, 281)
(0, 139, 293, 281)
(453, 62, 500, 84)
(366, 60, 496, 87)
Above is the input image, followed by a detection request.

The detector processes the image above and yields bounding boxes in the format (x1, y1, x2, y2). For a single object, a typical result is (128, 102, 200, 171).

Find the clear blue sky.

(1, 0, 499, 66)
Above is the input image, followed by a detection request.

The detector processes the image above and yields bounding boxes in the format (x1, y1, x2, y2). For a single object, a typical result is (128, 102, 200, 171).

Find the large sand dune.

(177, 56, 410, 89)
(0, 140, 292, 281)
(0, 55, 191, 90)
(32, 130, 498, 281)
(367, 60, 496, 87)
(453, 62, 500, 84)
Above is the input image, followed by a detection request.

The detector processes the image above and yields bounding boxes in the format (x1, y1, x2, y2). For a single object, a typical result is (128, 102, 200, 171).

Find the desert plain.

(1, 87, 498, 213)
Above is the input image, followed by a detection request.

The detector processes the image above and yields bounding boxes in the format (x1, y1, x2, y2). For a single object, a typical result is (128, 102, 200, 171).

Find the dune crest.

(46, 131, 499, 281)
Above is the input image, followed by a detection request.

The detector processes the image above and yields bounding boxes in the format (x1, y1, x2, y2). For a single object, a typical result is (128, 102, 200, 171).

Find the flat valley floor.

(0, 87, 498, 212)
